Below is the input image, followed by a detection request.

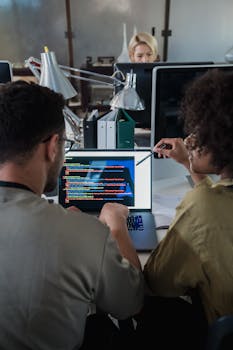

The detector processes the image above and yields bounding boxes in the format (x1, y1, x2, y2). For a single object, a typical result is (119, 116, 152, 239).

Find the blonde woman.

(128, 32, 160, 63)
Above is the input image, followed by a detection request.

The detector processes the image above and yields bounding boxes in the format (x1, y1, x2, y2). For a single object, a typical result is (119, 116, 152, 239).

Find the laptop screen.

(0, 61, 13, 84)
(59, 150, 152, 211)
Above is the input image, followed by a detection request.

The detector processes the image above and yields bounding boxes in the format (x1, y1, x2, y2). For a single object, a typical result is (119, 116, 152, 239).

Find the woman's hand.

(153, 138, 190, 169)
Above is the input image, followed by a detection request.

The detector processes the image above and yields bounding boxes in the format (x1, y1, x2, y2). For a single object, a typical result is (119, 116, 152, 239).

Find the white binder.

(97, 115, 107, 149)
(97, 110, 118, 149)
(106, 111, 118, 149)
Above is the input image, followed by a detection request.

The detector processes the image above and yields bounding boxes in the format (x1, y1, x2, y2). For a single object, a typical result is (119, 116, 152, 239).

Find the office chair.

(205, 314, 233, 350)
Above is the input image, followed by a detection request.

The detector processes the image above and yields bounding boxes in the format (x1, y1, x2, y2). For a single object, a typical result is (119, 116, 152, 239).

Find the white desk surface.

(139, 175, 192, 267)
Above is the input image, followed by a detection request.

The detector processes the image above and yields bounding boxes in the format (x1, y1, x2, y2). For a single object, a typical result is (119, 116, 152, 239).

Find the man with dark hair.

(136, 69, 233, 349)
(0, 81, 143, 349)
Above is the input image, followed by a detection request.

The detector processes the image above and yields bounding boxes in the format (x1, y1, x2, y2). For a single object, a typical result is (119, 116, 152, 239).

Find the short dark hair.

(0, 80, 65, 163)
(180, 69, 233, 173)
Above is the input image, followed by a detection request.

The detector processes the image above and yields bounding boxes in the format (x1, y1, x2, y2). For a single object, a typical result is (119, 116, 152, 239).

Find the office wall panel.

(0, 0, 164, 66)
(0, 0, 68, 65)
(1, 0, 233, 67)
(70, 0, 164, 66)
(169, 0, 233, 62)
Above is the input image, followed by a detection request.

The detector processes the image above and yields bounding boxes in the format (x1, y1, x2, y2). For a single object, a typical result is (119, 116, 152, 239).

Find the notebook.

(58, 149, 158, 251)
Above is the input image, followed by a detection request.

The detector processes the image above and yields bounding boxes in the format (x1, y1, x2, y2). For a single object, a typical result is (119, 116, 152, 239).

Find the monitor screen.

(151, 63, 233, 155)
(114, 61, 213, 128)
(0, 61, 13, 84)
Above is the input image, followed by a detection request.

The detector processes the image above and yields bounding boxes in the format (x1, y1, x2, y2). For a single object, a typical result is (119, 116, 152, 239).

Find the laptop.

(0, 61, 13, 84)
(58, 149, 158, 251)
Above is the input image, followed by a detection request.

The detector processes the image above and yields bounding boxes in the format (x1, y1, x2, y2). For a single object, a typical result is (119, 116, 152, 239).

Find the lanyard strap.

(0, 180, 34, 193)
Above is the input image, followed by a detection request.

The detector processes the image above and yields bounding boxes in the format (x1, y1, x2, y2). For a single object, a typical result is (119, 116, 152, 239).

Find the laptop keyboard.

(127, 215, 144, 231)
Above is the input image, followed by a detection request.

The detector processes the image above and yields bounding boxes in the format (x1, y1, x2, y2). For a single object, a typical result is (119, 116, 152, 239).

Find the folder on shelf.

(116, 109, 135, 149)
(83, 109, 99, 148)
(97, 109, 118, 149)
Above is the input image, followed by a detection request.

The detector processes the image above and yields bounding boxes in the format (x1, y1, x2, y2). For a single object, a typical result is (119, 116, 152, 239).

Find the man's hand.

(67, 206, 81, 213)
(99, 202, 141, 270)
(99, 202, 129, 238)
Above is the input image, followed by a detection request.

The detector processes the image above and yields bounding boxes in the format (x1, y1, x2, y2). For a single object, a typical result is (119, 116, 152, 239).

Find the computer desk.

(139, 175, 192, 267)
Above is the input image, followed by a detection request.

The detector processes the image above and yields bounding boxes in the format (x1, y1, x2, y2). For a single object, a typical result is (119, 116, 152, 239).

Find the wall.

(0, 0, 68, 65)
(70, 0, 164, 66)
(168, 0, 233, 62)
(1, 0, 233, 67)
(0, 0, 164, 67)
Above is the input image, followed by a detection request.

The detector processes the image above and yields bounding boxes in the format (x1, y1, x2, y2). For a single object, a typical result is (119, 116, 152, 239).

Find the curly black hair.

(180, 69, 233, 173)
(0, 80, 65, 163)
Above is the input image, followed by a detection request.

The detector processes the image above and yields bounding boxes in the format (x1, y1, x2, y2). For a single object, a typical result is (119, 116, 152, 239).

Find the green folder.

(116, 109, 135, 149)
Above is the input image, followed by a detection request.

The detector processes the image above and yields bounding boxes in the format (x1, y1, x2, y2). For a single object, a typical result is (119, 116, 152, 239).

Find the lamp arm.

(25, 57, 125, 87)
(60, 64, 125, 86)
(25, 57, 41, 80)
(63, 105, 83, 145)
(25, 50, 144, 114)
(68, 73, 115, 87)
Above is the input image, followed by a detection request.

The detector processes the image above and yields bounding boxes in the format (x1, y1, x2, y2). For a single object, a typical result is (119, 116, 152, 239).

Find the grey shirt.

(0, 187, 144, 349)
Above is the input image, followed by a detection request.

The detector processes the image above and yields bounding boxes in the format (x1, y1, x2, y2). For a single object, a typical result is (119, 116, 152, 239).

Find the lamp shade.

(40, 51, 77, 100)
(110, 72, 145, 111)
(110, 87, 145, 110)
(225, 46, 233, 63)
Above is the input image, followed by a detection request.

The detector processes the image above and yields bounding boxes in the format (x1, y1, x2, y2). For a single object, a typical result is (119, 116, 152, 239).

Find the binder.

(116, 109, 135, 149)
(97, 110, 118, 149)
(83, 110, 99, 148)
(106, 111, 117, 149)
(97, 114, 107, 149)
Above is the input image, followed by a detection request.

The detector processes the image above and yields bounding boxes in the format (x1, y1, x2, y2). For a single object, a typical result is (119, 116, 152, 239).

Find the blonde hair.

(128, 32, 158, 61)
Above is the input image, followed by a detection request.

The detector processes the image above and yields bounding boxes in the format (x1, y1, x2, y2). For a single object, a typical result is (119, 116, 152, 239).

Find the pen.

(136, 144, 171, 166)
(136, 152, 153, 166)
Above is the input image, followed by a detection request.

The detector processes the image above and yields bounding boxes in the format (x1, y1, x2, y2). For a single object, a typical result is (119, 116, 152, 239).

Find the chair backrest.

(205, 314, 233, 350)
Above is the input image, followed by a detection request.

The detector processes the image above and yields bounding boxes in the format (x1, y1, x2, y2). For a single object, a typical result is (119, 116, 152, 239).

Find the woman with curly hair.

(135, 69, 233, 350)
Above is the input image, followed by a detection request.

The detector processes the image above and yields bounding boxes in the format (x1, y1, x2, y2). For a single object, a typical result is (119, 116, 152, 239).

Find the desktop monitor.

(0, 61, 13, 84)
(151, 63, 233, 154)
(114, 62, 213, 128)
